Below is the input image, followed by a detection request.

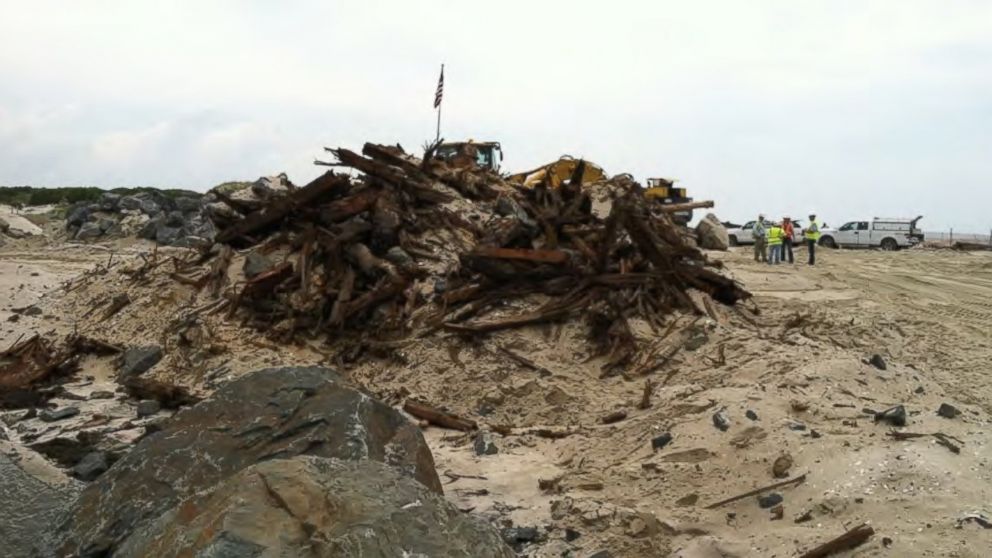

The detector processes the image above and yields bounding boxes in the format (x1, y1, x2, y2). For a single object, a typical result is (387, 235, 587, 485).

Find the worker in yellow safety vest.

(767, 222, 784, 265)
(804, 213, 821, 266)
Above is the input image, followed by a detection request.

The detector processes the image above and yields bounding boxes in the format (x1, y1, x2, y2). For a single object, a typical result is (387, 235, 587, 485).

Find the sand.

(2, 235, 990, 557)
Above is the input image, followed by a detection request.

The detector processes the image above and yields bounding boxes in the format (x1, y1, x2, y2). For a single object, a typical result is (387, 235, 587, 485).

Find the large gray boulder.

(74, 221, 104, 240)
(696, 212, 730, 251)
(98, 193, 120, 211)
(118, 195, 143, 211)
(116, 456, 513, 558)
(66, 203, 91, 227)
(56, 366, 441, 556)
(251, 173, 292, 199)
(174, 195, 202, 213)
(0, 444, 82, 558)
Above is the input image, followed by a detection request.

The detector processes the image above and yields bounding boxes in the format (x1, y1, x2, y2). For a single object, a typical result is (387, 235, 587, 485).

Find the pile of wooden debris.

(156, 142, 750, 370)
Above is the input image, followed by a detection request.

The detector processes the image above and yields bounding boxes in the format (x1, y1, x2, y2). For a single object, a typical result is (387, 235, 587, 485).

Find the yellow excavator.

(433, 141, 696, 223)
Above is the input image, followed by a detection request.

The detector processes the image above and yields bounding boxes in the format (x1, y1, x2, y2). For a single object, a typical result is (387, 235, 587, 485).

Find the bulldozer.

(432, 141, 699, 223)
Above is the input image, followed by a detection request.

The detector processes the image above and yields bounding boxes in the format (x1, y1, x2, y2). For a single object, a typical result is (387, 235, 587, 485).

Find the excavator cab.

(644, 177, 694, 225)
(434, 141, 503, 172)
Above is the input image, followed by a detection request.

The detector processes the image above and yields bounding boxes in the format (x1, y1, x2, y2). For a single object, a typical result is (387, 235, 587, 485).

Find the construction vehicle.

(506, 156, 607, 189)
(433, 141, 503, 172)
(433, 141, 697, 223)
(643, 178, 695, 225)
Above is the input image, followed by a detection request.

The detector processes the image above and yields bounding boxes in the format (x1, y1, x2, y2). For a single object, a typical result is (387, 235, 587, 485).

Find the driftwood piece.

(705, 473, 807, 509)
(216, 171, 349, 244)
(467, 247, 570, 265)
(887, 430, 964, 454)
(403, 400, 477, 431)
(100, 293, 131, 322)
(497, 345, 553, 376)
(656, 200, 715, 213)
(639, 379, 654, 409)
(797, 523, 875, 558)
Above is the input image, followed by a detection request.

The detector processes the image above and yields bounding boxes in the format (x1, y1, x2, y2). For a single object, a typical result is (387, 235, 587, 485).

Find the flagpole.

(435, 63, 444, 143)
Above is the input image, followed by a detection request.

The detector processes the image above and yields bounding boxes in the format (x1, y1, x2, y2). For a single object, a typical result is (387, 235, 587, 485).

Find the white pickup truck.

(727, 220, 804, 246)
(818, 217, 924, 250)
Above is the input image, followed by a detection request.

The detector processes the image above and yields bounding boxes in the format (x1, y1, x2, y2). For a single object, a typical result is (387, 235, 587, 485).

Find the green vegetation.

(0, 185, 204, 207)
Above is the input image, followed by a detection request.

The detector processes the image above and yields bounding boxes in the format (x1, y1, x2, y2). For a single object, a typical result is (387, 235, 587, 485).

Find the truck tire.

(880, 237, 898, 251)
(728, 235, 738, 247)
(819, 236, 837, 249)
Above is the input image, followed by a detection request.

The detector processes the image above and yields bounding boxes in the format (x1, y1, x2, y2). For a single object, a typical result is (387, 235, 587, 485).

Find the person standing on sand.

(781, 217, 795, 264)
(767, 221, 783, 264)
(804, 213, 820, 266)
(753, 215, 768, 263)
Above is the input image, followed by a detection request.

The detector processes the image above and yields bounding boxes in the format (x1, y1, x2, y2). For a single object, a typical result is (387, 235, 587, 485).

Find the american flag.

(433, 65, 444, 108)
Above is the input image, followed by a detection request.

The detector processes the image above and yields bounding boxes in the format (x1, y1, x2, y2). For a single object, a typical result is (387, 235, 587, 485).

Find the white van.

(818, 217, 924, 250)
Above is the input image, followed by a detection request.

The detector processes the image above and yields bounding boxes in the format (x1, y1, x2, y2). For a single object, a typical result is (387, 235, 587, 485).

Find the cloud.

(0, 0, 990, 231)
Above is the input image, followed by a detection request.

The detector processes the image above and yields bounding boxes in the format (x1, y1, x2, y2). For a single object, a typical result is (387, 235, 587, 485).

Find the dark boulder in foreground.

(116, 456, 514, 558)
(0, 447, 81, 558)
(56, 366, 441, 556)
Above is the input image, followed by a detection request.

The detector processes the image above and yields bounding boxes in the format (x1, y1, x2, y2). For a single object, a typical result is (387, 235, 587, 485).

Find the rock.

(758, 493, 783, 509)
(137, 217, 162, 240)
(914, 385, 925, 394)
(384, 246, 414, 267)
(88, 391, 115, 400)
(135, 400, 160, 418)
(502, 526, 543, 549)
(937, 403, 960, 419)
(772, 453, 793, 478)
(71, 452, 109, 482)
(565, 528, 582, 542)
(587, 551, 611, 558)
(745, 409, 759, 421)
(154, 225, 183, 245)
(117, 346, 163, 377)
(787, 421, 807, 431)
(173, 196, 201, 213)
(74, 221, 104, 240)
(98, 193, 120, 211)
(869, 354, 887, 370)
(118, 195, 143, 211)
(243, 251, 274, 279)
(66, 203, 91, 227)
(473, 430, 499, 455)
(251, 173, 292, 199)
(56, 366, 442, 555)
(40, 407, 80, 422)
(712, 409, 730, 432)
(696, 213, 730, 251)
(138, 197, 161, 216)
(651, 432, 673, 451)
(97, 218, 117, 233)
(110, 456, 512, 558)
(874, 405, 907, 427)
(0, 448, 82, 557)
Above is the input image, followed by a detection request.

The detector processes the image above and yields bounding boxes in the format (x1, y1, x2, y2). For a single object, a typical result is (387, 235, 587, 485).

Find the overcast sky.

(1, 1, 990, 231)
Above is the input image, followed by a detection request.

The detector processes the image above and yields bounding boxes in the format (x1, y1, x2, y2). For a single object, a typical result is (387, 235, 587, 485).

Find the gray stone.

(787, 420, 807, 431)
(98, 193, 120, 211)
(502, 526, 543, 549)
(250, 173, 292, 199)
(937, 403, 960, 419)
(874, 405, 907, 427)
(97, 218, 117, 233)
(758, 493, 783, 508)
(40, 407, 80, 422)
(118, 196, 143, 211)
(137, 217, 162, 240)
(651, 432, 673, 450)
(113, 456, 513, 558)
(71, 452, 109, 482)
(74, 221, 104, 240)
(696, 213, 730, 251)
(474, 431, 499, 455)
(118, 346, 163, 377)
(136, 400, 161, 418)
(384, 246, 414, 267)
(0, 448, 82, 557)
(174, 196, 202, 213)
(88, 391, 115, 400)
(56, 366, 443, 556)
(712, 409, 730, 432)
(243, 251, 274, 279)
(164, 210, 186, 227)
(869, 354, 887, 370)
(66, 204, 91, 227)
(138, 197, 161, 216)
(154, 225, 183, 245)
(745, 409, 759, 421)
